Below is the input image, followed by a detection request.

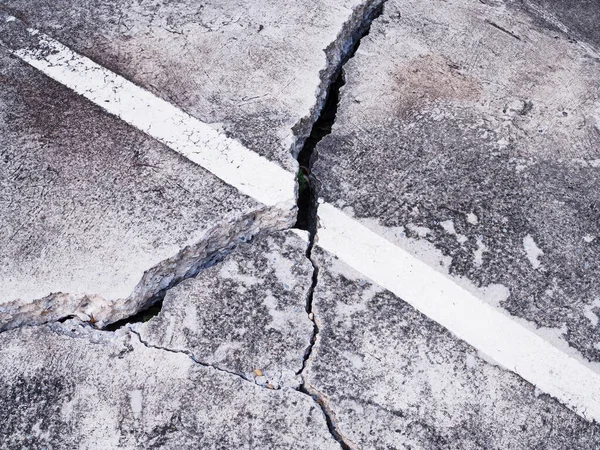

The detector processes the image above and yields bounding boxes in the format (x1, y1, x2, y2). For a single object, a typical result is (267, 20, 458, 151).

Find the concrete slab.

(0, 323, 338, 449)
(0, 47, 293, 330)
(0, 0, 384, 171)
(312, 0, 600, 362)
(138, 230, 313, 389)
(305, 246, 600, 449)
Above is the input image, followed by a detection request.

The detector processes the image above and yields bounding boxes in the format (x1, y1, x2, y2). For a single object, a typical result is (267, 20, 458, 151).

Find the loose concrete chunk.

(0, 323, 339, 449)
(138, 230, 314, 388)
(304, 246, 600, 449)
(0, 48, 293, 330)
(0, 0, 384, 170)
(313, 0, 600, 361)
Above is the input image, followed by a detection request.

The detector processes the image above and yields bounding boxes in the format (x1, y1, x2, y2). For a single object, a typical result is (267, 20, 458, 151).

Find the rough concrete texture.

(313, 0, 600, 362)
(0, 322, 339, 449)
(0, 47, 294, 330)
(305, 246, 600, 449)
(515, 0, 600, 50)
(138, 230, 313, 389)
(0, 0, 384, 171)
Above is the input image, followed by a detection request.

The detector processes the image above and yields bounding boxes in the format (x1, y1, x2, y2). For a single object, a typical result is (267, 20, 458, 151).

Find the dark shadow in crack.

(293, 3, 386, 449)
(104, 293, 165, 331)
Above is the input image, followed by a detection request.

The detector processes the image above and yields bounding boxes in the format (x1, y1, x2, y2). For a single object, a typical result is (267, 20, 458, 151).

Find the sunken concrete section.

(1, 0, 385, 171)
(0, 47, 294, 330)
(138, 230, 313, 389)
(313, 0, 600, 362)
(304, 246, 600, 449)
(0, 323, 339, 449)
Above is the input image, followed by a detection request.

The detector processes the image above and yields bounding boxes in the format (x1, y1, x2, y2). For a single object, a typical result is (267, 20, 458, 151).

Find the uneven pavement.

(1, 0, 600, 448)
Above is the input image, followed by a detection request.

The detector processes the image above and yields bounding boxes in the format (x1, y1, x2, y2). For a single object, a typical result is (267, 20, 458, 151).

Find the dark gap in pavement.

(104, 293, 165, 332)
(294, 3, 386, 449)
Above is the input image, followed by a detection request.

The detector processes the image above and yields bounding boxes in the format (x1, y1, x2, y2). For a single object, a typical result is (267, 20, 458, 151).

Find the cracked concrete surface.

(304, 246, 600, 449)
(313, 0, 600, 363)
(2, 0, 600, 447)
(137, 230, 314, 389)
(0, 46, 294, 330)
(1, 0, 385, 171)
(0, 323, 339, 449)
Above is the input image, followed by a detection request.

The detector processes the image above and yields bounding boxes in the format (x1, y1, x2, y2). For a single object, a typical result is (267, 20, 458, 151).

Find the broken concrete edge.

(0, 200, 297, 332)
(288, 0, 386, 161)
(0, 0, 391, 334)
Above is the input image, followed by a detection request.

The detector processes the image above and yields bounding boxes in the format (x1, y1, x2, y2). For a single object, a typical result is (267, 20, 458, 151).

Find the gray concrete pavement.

(0, 323, 338, 449)
(1, 0, 600, 447)
(313, 0, 600, 362)
(518, 0, 600, 50)
(305, 245, 600, 449)
(138, 230, 313, 389)
(0, 46, 292, 330)
(1, 0, 383, 170)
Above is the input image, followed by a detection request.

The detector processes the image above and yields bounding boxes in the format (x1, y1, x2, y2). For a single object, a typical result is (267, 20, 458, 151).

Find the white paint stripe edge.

(317, 203, 600, 423)
(6, 25, 600, 423)
(11, 30, 295, 207)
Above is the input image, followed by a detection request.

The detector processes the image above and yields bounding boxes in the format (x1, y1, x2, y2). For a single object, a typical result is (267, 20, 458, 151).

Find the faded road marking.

(3, 18, 600, 424)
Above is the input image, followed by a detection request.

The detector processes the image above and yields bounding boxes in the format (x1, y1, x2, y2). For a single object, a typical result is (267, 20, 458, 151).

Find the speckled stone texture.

(304, 246, 600, 449)
(0, 323, 339, 450)
(138, 230, 313, 389)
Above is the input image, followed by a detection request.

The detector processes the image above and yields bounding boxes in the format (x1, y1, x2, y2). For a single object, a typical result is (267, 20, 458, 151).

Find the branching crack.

(293, 1, 386, 448)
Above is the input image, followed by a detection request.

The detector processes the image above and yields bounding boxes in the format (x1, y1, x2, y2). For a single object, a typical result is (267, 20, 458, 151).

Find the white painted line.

(10, 30, 295, 207)
(317, 202, 600, 423)
(5, 25, 600, 423)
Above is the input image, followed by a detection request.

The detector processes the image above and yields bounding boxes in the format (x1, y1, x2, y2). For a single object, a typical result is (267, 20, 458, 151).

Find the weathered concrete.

(0, 322, 339, 449)
(0, 47, 294, 330)
(305, 246, 600, 449)
(138, 230, 313, 389)
(313, 0, 600, 362)
(2, 0, 600, 446)
(0, 0, 384, 171)
(516, 0, 600, 50)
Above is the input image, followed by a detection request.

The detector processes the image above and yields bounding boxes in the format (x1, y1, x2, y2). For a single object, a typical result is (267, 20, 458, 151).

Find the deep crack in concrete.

(293, 2, 387, 448)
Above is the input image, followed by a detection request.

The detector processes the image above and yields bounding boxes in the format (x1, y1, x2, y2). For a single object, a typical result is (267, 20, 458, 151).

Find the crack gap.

(103, 230, 268, 332)
(294, 2, 386, 449)
(102, 249, 233, 332)
(104, 293, 166, 332)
